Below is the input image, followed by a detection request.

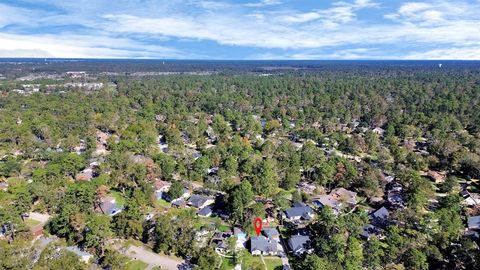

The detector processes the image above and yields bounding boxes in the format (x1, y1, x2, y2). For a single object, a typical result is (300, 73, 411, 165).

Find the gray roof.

(285, 206, 313, 219)
(288, 235, 310, 253)
(172, 198, 186, 207)
(65, 246, 93, 258)
(371, 207, 389, 220)
(263, 228, 279, 238)
(251, 236, 277, 253)
(188, 195, 210, 208)
(313, 195, 341, 209)
(198, 206, 212, 216)
(468, 216, 480, 229)
(100, 197, 122, 216)
(360, 224, 383, 239)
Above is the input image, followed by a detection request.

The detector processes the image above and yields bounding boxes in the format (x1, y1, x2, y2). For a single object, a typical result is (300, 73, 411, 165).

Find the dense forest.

(0, 61, 480, 270)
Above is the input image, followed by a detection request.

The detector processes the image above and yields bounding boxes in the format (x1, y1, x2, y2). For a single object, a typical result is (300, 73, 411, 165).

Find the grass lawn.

(109, 190, 126, 206)
(218, 224, 231, 232)
(125, 260, 148, 270)
(156, 198, 171, 208)
(264, 257, 283, 270)
(220, 256, 236, 270)
(24, 218, 41, 227)
(242, 252, 264, 270)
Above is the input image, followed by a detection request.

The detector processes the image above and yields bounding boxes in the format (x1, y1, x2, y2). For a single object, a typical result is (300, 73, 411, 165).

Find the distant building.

(426, 170, 447, 184)
(372, 127, 385, 136)
(250, 236, 278, 256)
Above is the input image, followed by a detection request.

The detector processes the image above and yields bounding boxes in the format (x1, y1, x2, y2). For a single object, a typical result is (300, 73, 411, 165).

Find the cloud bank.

(0, 0, 479, 59)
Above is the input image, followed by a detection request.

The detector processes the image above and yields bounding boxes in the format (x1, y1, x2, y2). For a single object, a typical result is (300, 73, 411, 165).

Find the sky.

(0, 0, 479, 59)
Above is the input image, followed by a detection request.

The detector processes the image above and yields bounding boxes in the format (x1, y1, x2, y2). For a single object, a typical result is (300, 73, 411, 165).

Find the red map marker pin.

(254, 217, 262, 236)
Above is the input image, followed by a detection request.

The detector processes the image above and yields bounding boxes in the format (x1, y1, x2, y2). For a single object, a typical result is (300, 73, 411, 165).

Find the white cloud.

(244, 0, 282, 7)
(1, 0, 480, 59)
(405, 47, 480, 60)
(0, 3, 37, 27)
(0, 33, 184, 58)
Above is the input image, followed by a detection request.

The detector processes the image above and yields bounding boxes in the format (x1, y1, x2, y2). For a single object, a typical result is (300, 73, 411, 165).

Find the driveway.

(122, 245, 185, 270)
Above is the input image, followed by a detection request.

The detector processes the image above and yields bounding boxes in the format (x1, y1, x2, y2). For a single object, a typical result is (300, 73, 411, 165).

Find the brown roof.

(154, 180, 171, 190)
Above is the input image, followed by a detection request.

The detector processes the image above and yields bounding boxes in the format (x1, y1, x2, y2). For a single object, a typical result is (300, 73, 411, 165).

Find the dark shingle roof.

(188, 195, 210, 208)
(198, 206, 212, 216)
(468, 216, 480, 229)
(371, 207, 389, 220)
(288, 235, 310, 253)
(285, 206, 313, 219)
(263, 228, 279, 238)
(251, 236, 277, 253)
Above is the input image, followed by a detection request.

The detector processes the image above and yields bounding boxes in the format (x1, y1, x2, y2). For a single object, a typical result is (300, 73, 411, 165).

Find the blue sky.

(0, 0, 479, 59)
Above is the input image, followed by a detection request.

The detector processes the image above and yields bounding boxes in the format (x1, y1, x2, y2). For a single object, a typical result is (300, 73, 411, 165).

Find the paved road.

(122, 245, 184, 270)
(276, 228, 291, 270)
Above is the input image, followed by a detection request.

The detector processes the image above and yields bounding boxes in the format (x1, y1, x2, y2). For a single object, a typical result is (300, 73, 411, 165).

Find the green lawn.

(24, 218, 41, 227)
(242, 252, 264, 270)
(109, 190, 126, 206)
(125, 260, 148, 270)
(264, 257, 283, 270)
(220, 256, 236, 270)
(156, 198, 171, 208)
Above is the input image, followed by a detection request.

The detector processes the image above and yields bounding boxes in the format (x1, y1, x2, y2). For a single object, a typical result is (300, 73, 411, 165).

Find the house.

(30, 225, 44, 238)
(285, 205, 314, 221)
(172, 198, 187, 208)
(65, 246, 94, 263)
(263, 228, 280, 240)
(312, 195, 342, 214)
(330, 188, 357, 206)
(468, 216, 480, 230)
(154, 180, 171, 200)
(198, 206, 213, 217)
(426, 170, 447, 184)
(360, 224, 384, 240)
(372, 127, 385, 136)
(188, 194, 214, 209)
(387, 182, 405, 208)
(462, 192, 480, 206)
(212, 232, 232, 253)
(297, 182, 317, 195)
(158, 135, 169, 153)
(99, 196, 122, 216)
(370, 207, 390, 226)
(288, 235, 312, 256)
(250, 236, 278, 256)
(95, 130, 110, 155)
(164, 188, 190, 202)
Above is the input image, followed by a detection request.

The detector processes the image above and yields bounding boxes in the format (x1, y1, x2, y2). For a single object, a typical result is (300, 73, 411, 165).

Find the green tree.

(84, 215, 113, 256)
(168, 181, 184, 200)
